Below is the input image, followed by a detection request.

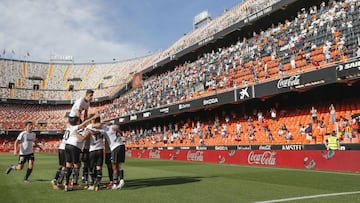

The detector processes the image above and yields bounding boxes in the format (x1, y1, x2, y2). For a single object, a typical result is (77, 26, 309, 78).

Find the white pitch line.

(220, 163, 360, 176)
(253, 191, 360, 203)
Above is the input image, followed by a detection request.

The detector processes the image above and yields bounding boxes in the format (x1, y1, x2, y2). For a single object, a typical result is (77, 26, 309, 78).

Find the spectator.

(270, 108, 277, 121)
(318, 118, 327, 135)
(262, 118, 269, 133)
(329, 104, 336, 123)
(299, 124, 306, 136)
(266, 131, 274, 142)
(325, 131, 340, 150)
(285, 130, 293, 141)
(351, 117, 359, 138)
(248, 132, 256, 142)
(236, 121, 242, 137)
(199, 139, 206, 147)
(310, 106, 318, 123)
(257, 111, 263, 123)
(344, 123, 352, 139)
(305, 123, 313, 142)
(312, 60, 320, 68)
(221, 124, 227, 139)
(278, 123, 287, 137)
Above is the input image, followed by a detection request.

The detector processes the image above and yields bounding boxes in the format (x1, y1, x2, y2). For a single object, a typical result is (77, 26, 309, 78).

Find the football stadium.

(1, 0, 360, 202)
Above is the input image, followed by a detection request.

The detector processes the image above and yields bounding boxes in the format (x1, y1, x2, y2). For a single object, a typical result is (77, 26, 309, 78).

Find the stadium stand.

(0, 0, 359, 150)
(100, 0, 359, 120)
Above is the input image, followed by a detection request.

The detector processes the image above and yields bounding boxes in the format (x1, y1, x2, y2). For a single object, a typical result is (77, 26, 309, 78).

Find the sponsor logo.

(169, 154, 176, 160)
(294, 80, 325, 89)
(196, 146, 207, 150)
(281, 145, 303, 150)
(303, 157, 316, 169)
(245, 7, 272, 23)
(215, 146, 228, 150)
(160, 107, 169, 114)
(118, 118, 125, 123)
(180, 146, 190, 150)
(218, 155, 225, 164)
(237, 145, 251, 150)
(277, 75, 300, 89)
(187, 151, 204, 162)
(321, 150, 335, 160)
(259, 145, 272, 150)
(239, 87, 250, 99)
(248, 151, 276, 165)
(170, 54, 176, 60)
(149, 150, 161, 159)
(179, 103, 191, 110)
(228, 150, 236, 157)
(198, 36, 214, 46)
(143, 112, 151, 118)
(203, 98, 219, 106)
(130, 115, 137, 120)
(336, 61, 360, 71)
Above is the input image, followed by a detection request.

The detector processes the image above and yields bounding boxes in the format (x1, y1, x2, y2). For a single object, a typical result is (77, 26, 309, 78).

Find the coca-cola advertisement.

(187, 151, 204, 162)
(247, 151, 276, 166)
(128, 149, 360, 172)
(277, 75, 301, 89)
(149, 150, 161, 159)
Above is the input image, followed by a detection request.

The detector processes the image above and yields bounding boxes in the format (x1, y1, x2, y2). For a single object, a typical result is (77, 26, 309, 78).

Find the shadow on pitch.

(124, 176, 202, 190)
(33, 179, 51, 182)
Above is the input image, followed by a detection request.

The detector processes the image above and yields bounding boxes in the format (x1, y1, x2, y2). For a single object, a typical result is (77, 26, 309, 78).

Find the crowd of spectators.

(142, 0, 282, 69)
(0, 56, 147, 100)
(100, 0, 360, 120)
(122, 97, 360, 147)
(0, 0, 359, 106)
(0, 0, 359, 141)
(0, 103, 68, 130)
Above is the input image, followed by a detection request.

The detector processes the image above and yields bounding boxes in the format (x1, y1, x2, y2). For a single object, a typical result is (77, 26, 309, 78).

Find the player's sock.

(57, 169, 65, 184)
(107, 164, 113, 182)
(82, 165, 88, 183)
(95, 169, 102, 186)
(73, 168, 80, 185)
(113, 174, 118, 185)
(6, 165, 16, 174)
(88, 169, 94, 185)
(54, 166, 62, 180)
(24, 168, 33, 181)
(65, 167, 72, 186)
(119, 168, 124, 180)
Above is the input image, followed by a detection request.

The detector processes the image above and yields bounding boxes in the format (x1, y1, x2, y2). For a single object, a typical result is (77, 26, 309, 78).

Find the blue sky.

(0, 0, 241, 63)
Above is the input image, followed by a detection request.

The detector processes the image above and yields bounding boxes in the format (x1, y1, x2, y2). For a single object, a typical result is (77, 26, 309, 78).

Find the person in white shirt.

(62, 115, 96, 191)
(6, 121, 42, 183)
(103, 124, 126, 190)
(68, 89, 94, 123)
(83, 117, 106, 191)
(51, 129, 67, 189)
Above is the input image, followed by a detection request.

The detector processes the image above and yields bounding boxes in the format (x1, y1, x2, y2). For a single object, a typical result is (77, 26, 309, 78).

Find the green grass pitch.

(1, 153, 360, 203)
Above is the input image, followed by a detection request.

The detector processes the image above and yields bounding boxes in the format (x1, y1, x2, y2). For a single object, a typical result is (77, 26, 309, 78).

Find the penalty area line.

(253, 191, 360, 203)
